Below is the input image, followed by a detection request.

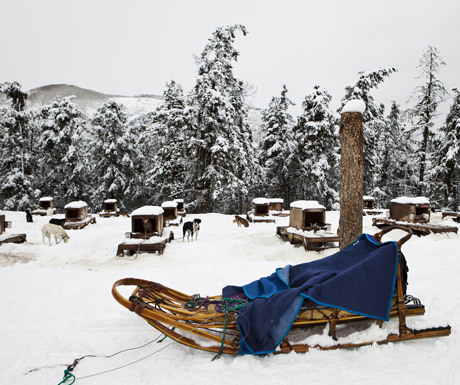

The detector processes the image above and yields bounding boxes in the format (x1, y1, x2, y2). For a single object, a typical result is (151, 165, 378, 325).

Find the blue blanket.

(222, 234, 399, 355)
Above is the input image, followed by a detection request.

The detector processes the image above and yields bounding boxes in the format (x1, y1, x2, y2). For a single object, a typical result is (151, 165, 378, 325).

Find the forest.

(1, 25, 459, 214)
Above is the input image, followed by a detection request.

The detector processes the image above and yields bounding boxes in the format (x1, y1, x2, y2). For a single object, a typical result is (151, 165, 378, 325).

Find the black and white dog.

(182, 218, 201, 242)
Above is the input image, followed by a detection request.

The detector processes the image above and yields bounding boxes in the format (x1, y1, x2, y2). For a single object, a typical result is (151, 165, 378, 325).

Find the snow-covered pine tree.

(377, 101, 416, 206)
(340, 67, 397, 201)
(37, 96, 86, 205)
(429, 89, 460, 209)
(146, 80, 191, 203)
(89, 100, 141, 210)
(0, 82, 36, 209)
(188, 24, 256, 213)
(408, 46, 448, 196)
(290, 85, 339, 209)
(259, 85, 295, 203)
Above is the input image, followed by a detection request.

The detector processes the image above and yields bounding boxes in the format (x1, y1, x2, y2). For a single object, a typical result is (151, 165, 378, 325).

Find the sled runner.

(112, 226, 451, 355)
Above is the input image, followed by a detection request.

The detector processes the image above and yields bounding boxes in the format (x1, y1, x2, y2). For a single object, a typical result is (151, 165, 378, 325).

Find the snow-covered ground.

(0, 210, 459, 385)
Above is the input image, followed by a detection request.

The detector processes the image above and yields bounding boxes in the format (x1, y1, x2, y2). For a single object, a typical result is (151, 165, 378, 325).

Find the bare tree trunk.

(338, 111, 364, 249)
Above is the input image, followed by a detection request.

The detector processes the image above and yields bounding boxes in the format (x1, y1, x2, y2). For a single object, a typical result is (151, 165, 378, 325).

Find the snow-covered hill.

(26, 84, 164, 120)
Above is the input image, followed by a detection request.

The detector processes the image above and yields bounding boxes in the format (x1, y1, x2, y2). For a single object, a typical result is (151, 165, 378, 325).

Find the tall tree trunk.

(338, 111, 364, 249)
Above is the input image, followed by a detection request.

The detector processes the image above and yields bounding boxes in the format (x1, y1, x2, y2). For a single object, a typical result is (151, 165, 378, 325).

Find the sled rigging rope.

(54, 311, 225, 384)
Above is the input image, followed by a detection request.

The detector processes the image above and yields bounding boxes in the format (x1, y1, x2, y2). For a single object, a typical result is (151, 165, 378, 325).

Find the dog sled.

(112, 226, 451, 356)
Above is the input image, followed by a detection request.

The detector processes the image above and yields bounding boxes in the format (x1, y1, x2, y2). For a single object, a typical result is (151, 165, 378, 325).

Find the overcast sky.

(1, 0, 459, 115)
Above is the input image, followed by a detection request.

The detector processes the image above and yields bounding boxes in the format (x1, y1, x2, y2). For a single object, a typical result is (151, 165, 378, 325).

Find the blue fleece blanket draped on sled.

(222, 234, 399, 355)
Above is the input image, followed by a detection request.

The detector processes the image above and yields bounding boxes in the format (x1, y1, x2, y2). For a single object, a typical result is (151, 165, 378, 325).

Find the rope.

(57, 369, 75, 385)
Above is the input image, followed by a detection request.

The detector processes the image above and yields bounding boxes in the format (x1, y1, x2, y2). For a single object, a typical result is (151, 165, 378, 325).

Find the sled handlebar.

(372, 226, 413, 250)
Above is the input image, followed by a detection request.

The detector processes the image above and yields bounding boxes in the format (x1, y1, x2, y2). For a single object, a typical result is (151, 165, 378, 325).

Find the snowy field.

(1, 210, 459, 385)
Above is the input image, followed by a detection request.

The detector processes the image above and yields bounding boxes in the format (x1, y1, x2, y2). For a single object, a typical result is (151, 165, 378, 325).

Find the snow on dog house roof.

(104, 199, 117, 203)
(390, 196, 430, 205)
(64, 200, 87, 209)
(40, 197, 54, 201)
(252, 198, 270, 205)
(173, 198, 184, 203)
(131, 205, 164, 216)
(161, 201, 178, 208)
(290, 200, 326, 210)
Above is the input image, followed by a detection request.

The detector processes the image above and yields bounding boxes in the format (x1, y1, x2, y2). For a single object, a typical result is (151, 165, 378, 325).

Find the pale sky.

(1, 0, 459, 115)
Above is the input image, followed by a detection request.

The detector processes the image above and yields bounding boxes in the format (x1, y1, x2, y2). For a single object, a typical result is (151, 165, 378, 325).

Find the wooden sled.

(112, 227, 451, 355)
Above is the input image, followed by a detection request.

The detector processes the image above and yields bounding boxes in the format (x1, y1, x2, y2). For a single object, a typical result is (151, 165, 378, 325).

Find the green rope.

(57, 369, 75, 385)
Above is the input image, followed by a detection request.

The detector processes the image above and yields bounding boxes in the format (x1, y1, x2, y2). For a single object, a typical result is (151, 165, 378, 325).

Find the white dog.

(41, 223, 70, 245)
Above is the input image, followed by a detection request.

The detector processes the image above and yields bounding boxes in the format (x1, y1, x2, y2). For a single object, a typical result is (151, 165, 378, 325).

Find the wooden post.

(338, 100, 365, 249)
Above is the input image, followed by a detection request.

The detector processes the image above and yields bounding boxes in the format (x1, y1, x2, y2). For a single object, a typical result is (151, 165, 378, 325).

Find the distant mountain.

(25, 84, 164, 120)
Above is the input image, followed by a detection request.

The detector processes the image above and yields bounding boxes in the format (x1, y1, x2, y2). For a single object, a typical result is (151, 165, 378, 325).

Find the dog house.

(63, 201, 96, 229)
(100, 199, 118, 217)
(252, 198, 270, 216)
(131, 206, 164, 239)
(0, 215, 6, 235)
(161, 201, 178, 222)
(363, 196, 375, 210)
(32, 197, 56, 215)
(289, 200, 327, 231)
(389, 197, 430, 224)
(0, 214, 26, 245)
(103, 199, 117, 212)
(174, 199, 186, 216)
(268, 198, 283, 212)
(65, 201, 88, 222)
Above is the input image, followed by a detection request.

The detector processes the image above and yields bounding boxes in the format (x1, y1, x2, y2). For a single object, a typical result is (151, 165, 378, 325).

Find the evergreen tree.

(259, 85, 295, 203)
(340, 67, 397, 198)
(146, 80, 191, 203)
(188, 24, 255, 213)
(429, 89, 460, 209)
(408, 46, 448, 196)
(89, 100, 141, 210)
(377, 101, 416, 205)
(37, 96, 85, 205)
(0, 82, 36, 209)
(290, 85, 339, 209)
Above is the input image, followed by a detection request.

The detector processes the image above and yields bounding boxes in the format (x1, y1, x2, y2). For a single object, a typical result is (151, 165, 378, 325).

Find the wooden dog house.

(100, 199, 118, 217)
(117, 206, 174, 257)
(0, 214, 26, 245)
(363, 196, 375, 209)
(65, 201, 88, 222)
(131, 206, 164, 239)
(174, 199, 186, 216)
(252, 198, 270, 216)
(103, 199, 117, 212)
(276, 201, 338, 250)
(289, 200, 327, 231)
(373, 196, 457, 235)
(162, 201, 178, 221)
(32, 197, 56, 216)
(268, 198, 283, 212)
(389, 197, 430, 224)
(64, 201, 96, 229)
